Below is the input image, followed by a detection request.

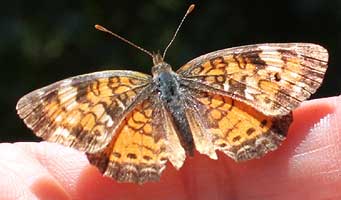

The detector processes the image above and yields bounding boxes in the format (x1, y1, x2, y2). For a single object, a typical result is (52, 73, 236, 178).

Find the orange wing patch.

(87, 98, 186, 184)
(179, 43, 328, 116)
(104, 100, 167, 183)
(186, 90, 292, 161)
(16, 71, 151, 153)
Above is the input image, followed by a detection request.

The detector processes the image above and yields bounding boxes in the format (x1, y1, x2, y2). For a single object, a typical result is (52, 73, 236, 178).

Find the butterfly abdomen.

(156, 70, 195, 155)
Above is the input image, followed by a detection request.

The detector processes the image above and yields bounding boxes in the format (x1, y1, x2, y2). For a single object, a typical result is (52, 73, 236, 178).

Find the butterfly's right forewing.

(16, 70, 152, 153)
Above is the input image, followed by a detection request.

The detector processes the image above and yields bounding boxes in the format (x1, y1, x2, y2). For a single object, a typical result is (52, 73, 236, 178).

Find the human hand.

(1, 96, 340, 200)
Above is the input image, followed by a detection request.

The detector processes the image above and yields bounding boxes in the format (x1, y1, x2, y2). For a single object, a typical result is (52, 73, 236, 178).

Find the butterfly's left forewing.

(16, 70, 152, 153)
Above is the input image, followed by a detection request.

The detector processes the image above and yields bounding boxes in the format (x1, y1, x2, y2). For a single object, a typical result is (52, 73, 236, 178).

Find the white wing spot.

(55, 115, 63, 122)
(223, 82, 230, 91)
(55, 127, 71, 138)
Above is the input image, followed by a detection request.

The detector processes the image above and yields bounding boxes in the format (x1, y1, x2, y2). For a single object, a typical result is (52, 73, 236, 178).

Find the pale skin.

(1, 95, 340, 200)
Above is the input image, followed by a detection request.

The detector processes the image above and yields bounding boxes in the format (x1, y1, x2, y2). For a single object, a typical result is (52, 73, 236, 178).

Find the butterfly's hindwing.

(86, 95, 186, 184)
(184, 89, 293, 161)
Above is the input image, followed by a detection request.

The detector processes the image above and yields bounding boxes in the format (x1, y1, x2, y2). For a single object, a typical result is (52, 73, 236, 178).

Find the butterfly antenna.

(162, 4, 195, 60)
(95, 24, 154, 58)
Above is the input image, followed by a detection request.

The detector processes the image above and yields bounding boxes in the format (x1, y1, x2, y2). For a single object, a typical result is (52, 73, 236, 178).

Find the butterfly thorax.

(152, 57, 195, 155)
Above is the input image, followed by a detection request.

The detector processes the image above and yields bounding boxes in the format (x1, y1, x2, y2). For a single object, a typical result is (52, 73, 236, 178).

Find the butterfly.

(16, 4, 328, 184)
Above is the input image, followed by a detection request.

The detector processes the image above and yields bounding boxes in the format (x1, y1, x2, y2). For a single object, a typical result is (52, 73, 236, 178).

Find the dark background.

(1, 0, 340, 142)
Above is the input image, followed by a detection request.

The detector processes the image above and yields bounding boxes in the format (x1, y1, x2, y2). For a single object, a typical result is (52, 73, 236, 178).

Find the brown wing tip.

(16, 95, 36, 121)
(16, 96, 27, 115)
(298, 43, 329, 65)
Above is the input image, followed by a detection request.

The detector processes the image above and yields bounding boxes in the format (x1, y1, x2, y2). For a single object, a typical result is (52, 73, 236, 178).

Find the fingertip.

(15, 142, 90, 198)
(0, 143, 71, 200)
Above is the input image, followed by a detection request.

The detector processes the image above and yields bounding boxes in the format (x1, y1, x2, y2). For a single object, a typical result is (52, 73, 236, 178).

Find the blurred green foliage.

(1, 0, 340, 142)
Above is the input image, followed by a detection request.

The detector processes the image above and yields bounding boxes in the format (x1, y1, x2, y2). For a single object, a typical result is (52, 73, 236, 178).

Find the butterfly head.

(152, 52, 164, 65)
(151, 53, 172, 76)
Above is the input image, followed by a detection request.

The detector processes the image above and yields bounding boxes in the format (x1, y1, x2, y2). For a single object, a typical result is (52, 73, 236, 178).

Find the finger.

(0, 143, 70, 200)
(13, 96, 341, 200)
(15, 142, 90, 200)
